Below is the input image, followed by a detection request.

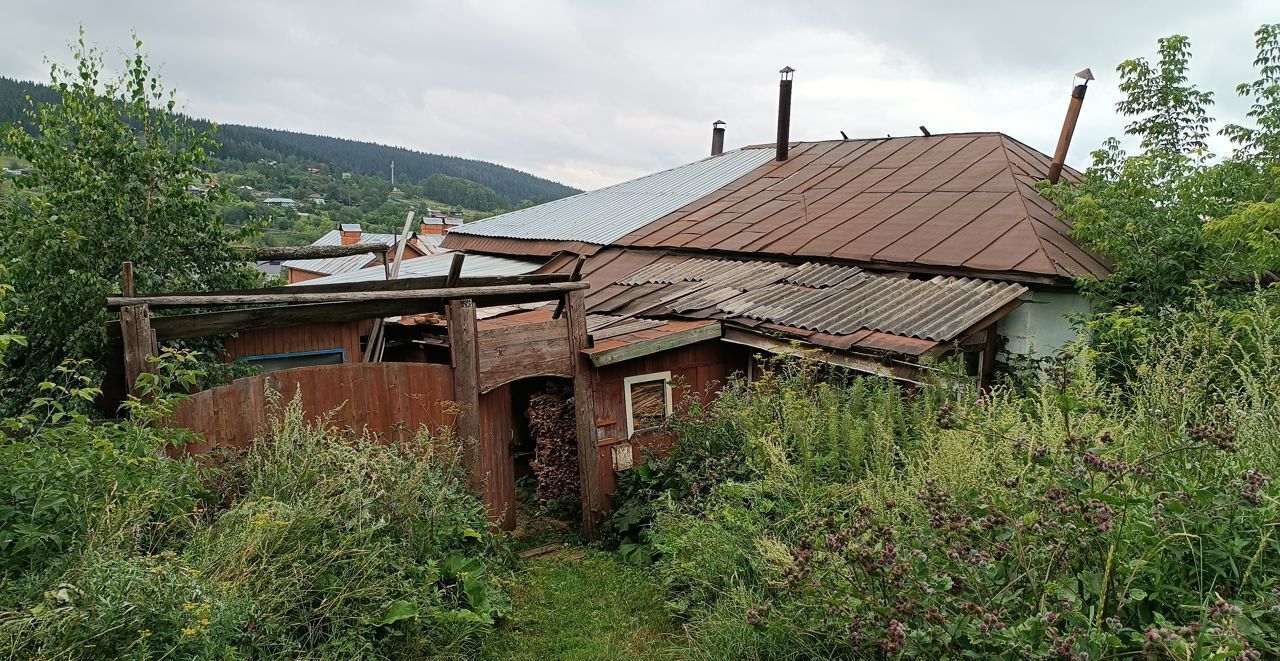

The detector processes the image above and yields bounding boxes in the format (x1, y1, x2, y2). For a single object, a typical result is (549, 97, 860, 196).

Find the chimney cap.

(779, 65, 795, 80)
(339, 223, 362, 232)
(1074, 68, 1095, 82)
(713, 119, 725, 127)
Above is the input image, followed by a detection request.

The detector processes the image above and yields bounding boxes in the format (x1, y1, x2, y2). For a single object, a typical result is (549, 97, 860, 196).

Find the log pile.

(526, 392, 579, 507)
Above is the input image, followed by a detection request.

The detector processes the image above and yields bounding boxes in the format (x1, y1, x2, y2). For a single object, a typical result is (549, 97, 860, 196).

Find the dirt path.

(481, 547, 682, 660)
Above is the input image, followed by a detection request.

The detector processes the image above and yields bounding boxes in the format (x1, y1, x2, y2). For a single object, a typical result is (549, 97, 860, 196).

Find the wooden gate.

(169, 362, 456, 455)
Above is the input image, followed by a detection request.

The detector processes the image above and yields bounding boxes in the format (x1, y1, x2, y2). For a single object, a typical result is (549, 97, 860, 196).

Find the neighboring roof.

(263, 197, 295, 204)
(619, 134, 1109, 281)
(543, 248, 1026, 355)
(281, 229, 405, 276)
(446, 147, 777, 244)
(286, 251, 542, 286)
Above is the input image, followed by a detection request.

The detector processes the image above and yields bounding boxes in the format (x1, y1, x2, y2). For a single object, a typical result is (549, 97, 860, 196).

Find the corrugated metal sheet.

(448, 148, 777, 244)
(586, 314, 666, 339)
(600, 254, 1026, 342)
(286, 252, 541, 286)
(618, 133, 1109, 280)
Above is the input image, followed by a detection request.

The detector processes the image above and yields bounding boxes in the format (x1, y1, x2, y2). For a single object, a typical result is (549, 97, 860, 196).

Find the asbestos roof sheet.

(614, 133, 1109, 280)
(447, 148, 777, 244)
(579, 249, 1026, 344)
(285, 251, 541, 286)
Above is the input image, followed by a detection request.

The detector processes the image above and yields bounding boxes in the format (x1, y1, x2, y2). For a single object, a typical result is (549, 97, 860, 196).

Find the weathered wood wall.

(478, 384, 517, 531)
(168, 362, 455, 455)
(222, 320, 372, 362)
(592, 340, 750, 499)
(476, 317, 573, 393)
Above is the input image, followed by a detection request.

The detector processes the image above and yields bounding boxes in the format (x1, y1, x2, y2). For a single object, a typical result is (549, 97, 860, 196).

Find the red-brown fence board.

(169, 362, 456, 455)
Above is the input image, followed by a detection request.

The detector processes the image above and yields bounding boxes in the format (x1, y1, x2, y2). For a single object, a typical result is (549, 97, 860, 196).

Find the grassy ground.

(482, 549, 683, 660)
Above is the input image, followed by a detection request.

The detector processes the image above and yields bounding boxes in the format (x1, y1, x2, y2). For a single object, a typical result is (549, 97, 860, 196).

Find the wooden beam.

(444, 253, 465, 287)
(587, 321, 722, 367)
(979, 325, 999, 392)
(121, 262, 135, 298)
(447, 299, 484, 491)
(242, 243, 391, 261)
(721, 327, 925, 385)
(107, 281, 589, 309)
(113, 272, 570, 300)
(552, 254, 586, 320)
(119, 304, 156, 397)
(566, 290, 606, 538)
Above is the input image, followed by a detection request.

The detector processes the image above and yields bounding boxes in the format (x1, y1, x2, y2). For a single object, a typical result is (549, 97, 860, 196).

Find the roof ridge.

(994, 134, 1065, 278)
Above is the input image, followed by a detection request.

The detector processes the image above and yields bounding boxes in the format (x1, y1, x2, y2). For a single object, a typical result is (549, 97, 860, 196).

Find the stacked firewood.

(526, 392, 579, 507)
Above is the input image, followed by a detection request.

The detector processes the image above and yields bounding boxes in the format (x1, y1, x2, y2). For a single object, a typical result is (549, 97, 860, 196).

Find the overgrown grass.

(0, 362, 510, 659)
(482, 551, 680, 660)
(615, 290, 1280, 659)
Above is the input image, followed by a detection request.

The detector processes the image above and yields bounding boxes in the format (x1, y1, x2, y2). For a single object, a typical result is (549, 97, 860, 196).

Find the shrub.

(639, 293, 1280, 659)
(0, 371, 510, 659)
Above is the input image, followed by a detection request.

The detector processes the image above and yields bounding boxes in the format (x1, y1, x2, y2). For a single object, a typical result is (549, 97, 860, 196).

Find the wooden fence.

(168, 362, 456, 455)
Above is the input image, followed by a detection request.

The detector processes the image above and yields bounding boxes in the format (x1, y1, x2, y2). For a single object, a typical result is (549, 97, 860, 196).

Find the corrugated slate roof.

(286, 252, 541, 286)
(619, 134, 1109, 280)
(447, 148, 777, 244)
(582, 250, 1026, 343)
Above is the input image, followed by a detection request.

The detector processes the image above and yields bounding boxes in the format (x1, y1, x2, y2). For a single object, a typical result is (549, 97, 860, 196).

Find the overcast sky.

(1, 1, 1275, 190)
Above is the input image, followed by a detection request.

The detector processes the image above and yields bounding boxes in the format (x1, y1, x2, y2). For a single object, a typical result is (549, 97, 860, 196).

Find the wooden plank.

(566, 290, 606, 538)
(120, 272, 571, 300)
(587, 322, 723, 367)
(107, 281, 589, 309)
(447, 300, 483, 489)
(245, 242, 391, 261)
(979, 327, 998, 392)
(119, 304, 156, 398)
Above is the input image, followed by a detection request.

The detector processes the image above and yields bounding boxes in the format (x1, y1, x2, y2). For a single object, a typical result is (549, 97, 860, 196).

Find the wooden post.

(566, 289, 606, 537)
(121, 262, 136, 298)
(444, 252, 465, 287)
(447, 299, 484, 489)
(552, 255, 586, 320)
(979, 329, 999, 392)
(119, 303, 157, 398)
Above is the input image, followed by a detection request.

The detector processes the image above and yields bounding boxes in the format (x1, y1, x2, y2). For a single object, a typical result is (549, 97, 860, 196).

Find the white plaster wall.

(997, 290, 1093, 359)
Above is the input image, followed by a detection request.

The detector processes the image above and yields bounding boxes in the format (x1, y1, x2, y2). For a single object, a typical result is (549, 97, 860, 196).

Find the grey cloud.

(1, 0, 1275, 190)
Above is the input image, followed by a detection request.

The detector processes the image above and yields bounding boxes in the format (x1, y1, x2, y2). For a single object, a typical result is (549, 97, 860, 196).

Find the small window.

(624, 371, 673, 437)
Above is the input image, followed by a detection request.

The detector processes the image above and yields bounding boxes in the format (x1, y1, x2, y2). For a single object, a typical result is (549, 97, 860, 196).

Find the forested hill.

(0, 76, 581, 205)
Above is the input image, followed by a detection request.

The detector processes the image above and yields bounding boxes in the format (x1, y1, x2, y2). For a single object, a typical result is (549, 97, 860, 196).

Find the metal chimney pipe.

(776, 67, 794, 161)
(1047, 69, 1093, 184)
(711, 120, 726, 156)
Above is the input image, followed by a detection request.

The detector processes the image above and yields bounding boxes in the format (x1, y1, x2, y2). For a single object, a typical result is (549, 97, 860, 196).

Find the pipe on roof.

(711, 120, 726, 156)
(1047, 80, 1090, 184)
(777, 67, 794, 161)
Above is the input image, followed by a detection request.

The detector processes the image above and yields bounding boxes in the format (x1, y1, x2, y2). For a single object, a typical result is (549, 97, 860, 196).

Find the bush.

(0, 365, 509, 659)
(634, 293, 1280, 659)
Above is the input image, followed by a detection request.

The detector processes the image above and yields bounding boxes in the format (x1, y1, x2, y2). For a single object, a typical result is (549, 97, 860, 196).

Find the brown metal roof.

(575, 249, 1026, 348)
(618, 133, 1109, 281)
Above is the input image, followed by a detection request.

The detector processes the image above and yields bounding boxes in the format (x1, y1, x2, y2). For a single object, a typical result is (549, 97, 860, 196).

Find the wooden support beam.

(106, 281, 589, 309)
(552, 254, 586, 320)
(119, 304, 157, 397)
(979, 326, 999, 392)
(586, 321, 722, 367)
(566, 290, 606, 538)
(121, 262, 136, 297)
(447, 299, 484, 491)
(242, 243, 391, 261)
(444, 253, 465, 287)
(113, 272, 570, 301)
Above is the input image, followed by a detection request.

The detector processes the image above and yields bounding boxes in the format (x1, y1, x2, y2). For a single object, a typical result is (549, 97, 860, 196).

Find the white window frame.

(623, 371, 674, 438)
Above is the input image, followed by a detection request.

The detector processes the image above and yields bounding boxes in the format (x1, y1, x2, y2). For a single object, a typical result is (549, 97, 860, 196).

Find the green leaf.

(376, 600, 418, 625)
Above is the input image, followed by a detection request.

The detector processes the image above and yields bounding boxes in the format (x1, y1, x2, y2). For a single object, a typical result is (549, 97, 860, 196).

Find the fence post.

(566, 290, 605, 538)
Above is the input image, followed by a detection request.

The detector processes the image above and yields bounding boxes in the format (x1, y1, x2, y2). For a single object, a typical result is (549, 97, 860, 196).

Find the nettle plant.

(752, 353, 1279, 659)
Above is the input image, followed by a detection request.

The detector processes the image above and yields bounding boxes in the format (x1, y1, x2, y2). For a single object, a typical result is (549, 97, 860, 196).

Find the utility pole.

(390, 160, 395, 187)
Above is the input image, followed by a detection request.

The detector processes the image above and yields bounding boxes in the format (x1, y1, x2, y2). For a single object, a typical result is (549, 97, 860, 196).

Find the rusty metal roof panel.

(616, 133, 1108, 281)
(448, 148, 777, 244)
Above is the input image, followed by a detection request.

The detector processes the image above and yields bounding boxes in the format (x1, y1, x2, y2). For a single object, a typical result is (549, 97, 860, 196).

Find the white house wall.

(997, 290, 1092, 359)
